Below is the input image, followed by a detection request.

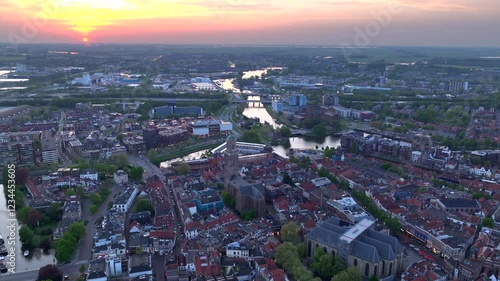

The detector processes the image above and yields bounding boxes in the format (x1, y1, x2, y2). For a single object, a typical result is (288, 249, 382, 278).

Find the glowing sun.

(82, 37, 88, 42)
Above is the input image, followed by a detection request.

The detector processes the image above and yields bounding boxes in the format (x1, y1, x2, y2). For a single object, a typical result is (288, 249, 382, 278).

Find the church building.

(223, 134, 266, 217)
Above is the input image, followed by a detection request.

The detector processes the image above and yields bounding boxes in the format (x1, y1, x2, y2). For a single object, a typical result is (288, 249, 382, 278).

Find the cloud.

(399, 0, 473, 12)
(60, 0, 137, 10)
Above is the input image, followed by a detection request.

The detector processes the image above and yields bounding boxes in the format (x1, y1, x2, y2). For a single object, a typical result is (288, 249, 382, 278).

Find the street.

(55, 111, 71, 165)
(128, 154, 186, 280)
(0, 263, 86, 281)
(72, 184, 125, 265)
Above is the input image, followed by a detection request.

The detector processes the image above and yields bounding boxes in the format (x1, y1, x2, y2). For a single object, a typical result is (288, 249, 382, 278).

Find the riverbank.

(149, 141, 223, 165)
(264, 105, 293, 128)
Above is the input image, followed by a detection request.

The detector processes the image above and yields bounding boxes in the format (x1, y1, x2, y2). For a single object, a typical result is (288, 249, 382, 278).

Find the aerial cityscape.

(0, 1, 500, 281)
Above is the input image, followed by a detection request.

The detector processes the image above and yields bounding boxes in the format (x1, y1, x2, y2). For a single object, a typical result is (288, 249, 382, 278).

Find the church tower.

(224, 134, 239, 190)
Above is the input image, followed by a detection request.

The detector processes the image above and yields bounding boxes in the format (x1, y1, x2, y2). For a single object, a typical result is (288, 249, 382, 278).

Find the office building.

(287, 94, 307, 106)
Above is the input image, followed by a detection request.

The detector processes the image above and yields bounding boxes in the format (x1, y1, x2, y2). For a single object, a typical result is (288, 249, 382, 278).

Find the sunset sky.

(1, 0, 499, 46)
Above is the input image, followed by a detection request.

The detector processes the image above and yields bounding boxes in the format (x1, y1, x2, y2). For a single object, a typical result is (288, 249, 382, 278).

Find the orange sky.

(1, 0, 499, 46)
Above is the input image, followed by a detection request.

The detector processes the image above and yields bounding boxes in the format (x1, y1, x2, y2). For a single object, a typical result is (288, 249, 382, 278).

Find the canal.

(0, 185, 56, 273)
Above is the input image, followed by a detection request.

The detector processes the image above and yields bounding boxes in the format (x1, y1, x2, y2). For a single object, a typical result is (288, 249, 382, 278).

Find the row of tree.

(72, 153, 143, 182)
(275, 242, 363, 281)
(311, 248, 346, 280)
(351, 189, 400, 235)
(55, 222, 86, 263)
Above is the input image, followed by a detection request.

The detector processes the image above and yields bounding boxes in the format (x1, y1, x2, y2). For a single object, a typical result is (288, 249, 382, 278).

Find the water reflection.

(241, 97, 341, 158)
(273, 136, 341, 158)
(160, 149, 211, 168)
(242, 96, 280, 129)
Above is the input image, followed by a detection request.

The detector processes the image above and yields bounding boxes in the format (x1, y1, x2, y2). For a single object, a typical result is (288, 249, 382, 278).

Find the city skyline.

(1, 0, 500, 47)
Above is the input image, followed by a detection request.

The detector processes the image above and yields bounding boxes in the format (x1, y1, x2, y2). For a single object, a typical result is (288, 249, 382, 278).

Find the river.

(160, 67, 339, 165)
(215, 67, 283, 93)
(242, 96, 340, 156)
(272, 136, 341, 158)
(0, 185, 56, 273)
(159, 149, 211, 168)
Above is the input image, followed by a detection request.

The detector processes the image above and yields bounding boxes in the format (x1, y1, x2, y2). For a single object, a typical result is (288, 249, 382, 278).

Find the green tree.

(90, 205, 99, 214)
(414, 109, 435, 124)
(146, 149, 158, 159)
(94, 163, 118, 178)
(283, 174, 294, 186)
(56, 232, 78, 263)
(17, 206, 31, 223)
(311, 124, 327, 137)
(76, 185, 86, 198)
(297, 242, 307, 259)
(369, 275, 379, 281)
(79, 264, 86, 274)
(65, 188, 76, 197)
(68, 222, 86, 240)
(221, 191, 236, 208)
(330, 267, 362, 281)
(90, 193, 102, 205)
(276, 242, 319, 281)
(482, 217, 494, 228)
(136, 246, 144, 255)
(38, 264, 63, 281)
(332, 256, 346, 275)
(324, 147, 335, 159)
(241, 209, 256, 221)
(240, 130, 262, 143)
(128, 166, 144, 181)
(175, 163, 191, 175)
(311, 248, 330, 278)
(19, 225, 35, 245)
(280, 126, 292, 137)
(386, 216, 401, 235)
(135, 199, 153, 213)
(280, 221, 300, 244)
(32, 235, 41, 247)
(116, 153, 129, 169)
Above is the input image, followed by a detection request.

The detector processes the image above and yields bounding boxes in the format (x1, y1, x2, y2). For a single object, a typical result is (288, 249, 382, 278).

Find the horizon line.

(1, 42, 500, 49)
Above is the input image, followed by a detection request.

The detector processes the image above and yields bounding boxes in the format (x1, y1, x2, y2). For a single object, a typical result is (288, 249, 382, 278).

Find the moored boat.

(0, 256, 7, 273)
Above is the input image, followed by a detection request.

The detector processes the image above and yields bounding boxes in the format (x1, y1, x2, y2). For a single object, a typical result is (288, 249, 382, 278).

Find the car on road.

(419, 251, 426, 256)
(409, 244, 415, 248)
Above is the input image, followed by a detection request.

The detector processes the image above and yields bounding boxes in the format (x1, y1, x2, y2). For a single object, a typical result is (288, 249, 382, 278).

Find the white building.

(107, 256, 123, 277)
(187, 119, 232, 137)
(114, 170, 128, 185)
(113, 186, 139, 213)
(185, 228, 199, 240)
(311, 177, 331, 188)
(333, 106, 351, 118)
(470, 167, 492, 178)
(226, 242, 250, 259)
(80, 169, 99, 181)
(412, 151, 422, 163)
(192, 82, 217, 91)
(42, 149, 58, 164)
(16, 63, 27, 73)
(72, 72, 91, 85)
